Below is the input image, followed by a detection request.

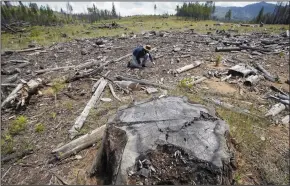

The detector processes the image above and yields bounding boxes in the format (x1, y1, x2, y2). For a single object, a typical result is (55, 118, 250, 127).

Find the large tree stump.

(91, 97, 236, 185)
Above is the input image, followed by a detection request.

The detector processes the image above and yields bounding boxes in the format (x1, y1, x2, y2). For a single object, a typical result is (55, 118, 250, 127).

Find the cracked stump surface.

(95, 96, 236, 185)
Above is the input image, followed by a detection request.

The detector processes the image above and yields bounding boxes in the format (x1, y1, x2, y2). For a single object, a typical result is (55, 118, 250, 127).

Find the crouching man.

(128, 45, 154, 68)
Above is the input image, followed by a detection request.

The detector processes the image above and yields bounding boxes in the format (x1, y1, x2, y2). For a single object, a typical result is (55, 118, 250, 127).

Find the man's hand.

(152, 61, 155, 65)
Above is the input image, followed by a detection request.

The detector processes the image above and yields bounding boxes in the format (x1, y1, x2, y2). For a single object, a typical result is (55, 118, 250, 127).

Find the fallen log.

(215, 46, 241, 52)
(192, 77, 207, 85)
(1, 62, 31, 75)
(270, 85, 287, 96)
(69, 79, 107, 139)
(1, 83, 17, 87)
(1, 78, 43, 109)
(267, 95, 290, 105)
(221, 74, 232, 82)
(115, 76, 171, 90)
(1, 84, 23, 108)
(228, 64, 257, 77)
(180, 54, 191, 58)
(265, 103, 286, 117)
(35, 65, 75, 74)
(253, 62, 277, 82)
(52, 125, 106, 160)
(153, 55, 164, 60)
(4, 47, 44, 54)
(108, 83, 122, 102)
(222, 41, 242, 46)
(176, 61, 202, 74)
(1, 59, 29, 66)
(277, 94, 289, 100)
(281, 115, 289, 125)
(261, 40, 278, 45)
(35, 59, 100, 74)
(65, 54, 130, 83)
(240, 45, 271, 52)
(244, 75, 262, 86)
(2, 74, 18, 84)
(91, 71, 110, 93)
(1, 149, 33, 163)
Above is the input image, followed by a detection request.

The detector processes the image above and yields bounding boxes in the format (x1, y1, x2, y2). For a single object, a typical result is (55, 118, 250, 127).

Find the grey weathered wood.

(244, 75, 262, 86)
(253, 62, 277, 82)
(115, 76, 171, 90)
(2, 59, 29, 65)
(215, 46, 241, 52)
(5, 47, 44, 54)
(193, 77, 207, 84)
(265, 103, 286, 117)
(65, 54, 130, 83)
(268, 95, 290, 105)
(2, 74, 18, 84)
(1, 62, 31, 75)
(1, 83, 17, 87)
(176, 61, 202, 74)
(35, 59, 100, 74)
(281, 115, 289, 125)
(91, 71, 110, 93)
(1, 83, 23, 108)
(69, 79, 107, 139)
(240, 45, 271, 52)
(108, 83, 122, 102)
(52, 125, 106, 160)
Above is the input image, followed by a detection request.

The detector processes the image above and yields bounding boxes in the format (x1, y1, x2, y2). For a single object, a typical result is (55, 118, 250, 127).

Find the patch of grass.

(1, 133, 15, 154)
(216, 107, 271, 184)
(52, 79, 66, 94)
(30, 29, 41, 37)
(63, 100, 74, 110)
(35, 123, 45, 133)
(168, 86, 204, 104)
(2, 16, 288, 50)
(215, 54, 222, 67)
(9, 115, 28, 136)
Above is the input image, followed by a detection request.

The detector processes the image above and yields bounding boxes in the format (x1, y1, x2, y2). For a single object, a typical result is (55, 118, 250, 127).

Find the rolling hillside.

(214, 2, 276, 21)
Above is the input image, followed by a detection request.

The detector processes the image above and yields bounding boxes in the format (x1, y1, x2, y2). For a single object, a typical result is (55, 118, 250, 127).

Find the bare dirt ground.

(1, 29, 289, 185)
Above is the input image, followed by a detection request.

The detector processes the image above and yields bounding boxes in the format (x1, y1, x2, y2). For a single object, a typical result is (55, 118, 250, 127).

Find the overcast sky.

(16, 2, 277, 16)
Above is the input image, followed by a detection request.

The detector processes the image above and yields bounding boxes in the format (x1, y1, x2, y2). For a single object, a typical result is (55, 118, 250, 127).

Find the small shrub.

(1, 133, 15, 154)
(216, 55, 222, 67)
(278, 52, 284, 58)
(179, 77, 193, 89)
(52, 79, 65, 94)
(9, 115, 28, 135)
(35, 123, 45, 133)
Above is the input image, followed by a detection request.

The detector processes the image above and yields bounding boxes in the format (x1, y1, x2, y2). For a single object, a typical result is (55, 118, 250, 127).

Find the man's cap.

(143, 45, 151, 51)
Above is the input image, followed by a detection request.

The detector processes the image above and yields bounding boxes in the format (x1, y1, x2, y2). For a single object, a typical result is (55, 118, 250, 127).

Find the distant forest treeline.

(1, 1, 289, 26)
(252, 2, 289, 24)
(1, 1, 119, 25)
(175, 1, 289, 24)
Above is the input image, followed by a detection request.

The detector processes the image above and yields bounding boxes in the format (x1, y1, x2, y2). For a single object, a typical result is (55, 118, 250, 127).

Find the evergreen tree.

(256, 7, 264, 23)
(112, 3, 117, 18)
(154, 4, 157, 15)
(225, 9, 232, 21)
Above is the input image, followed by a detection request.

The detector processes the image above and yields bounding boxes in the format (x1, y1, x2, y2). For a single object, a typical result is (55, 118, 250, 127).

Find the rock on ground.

(92, 96, 236, 185)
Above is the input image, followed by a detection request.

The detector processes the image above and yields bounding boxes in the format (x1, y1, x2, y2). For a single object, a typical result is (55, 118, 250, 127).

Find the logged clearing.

(1, 16, 289, 185)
